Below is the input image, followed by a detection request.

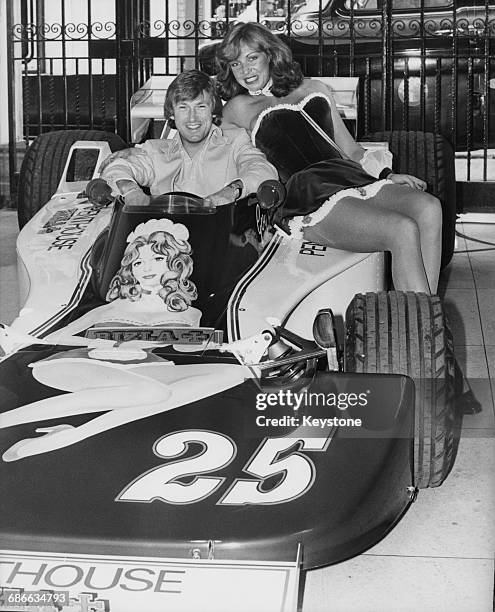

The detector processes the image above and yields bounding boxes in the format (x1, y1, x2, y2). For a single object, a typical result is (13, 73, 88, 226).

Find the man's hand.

(388, 173, 427, 191)
(204, 184, 239, 207)
(123, 186, 150, 206)
(115, 179, 150, 206)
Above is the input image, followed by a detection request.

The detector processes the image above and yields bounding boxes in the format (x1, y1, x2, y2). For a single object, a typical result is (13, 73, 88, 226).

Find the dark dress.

(251, 92, 380, 233)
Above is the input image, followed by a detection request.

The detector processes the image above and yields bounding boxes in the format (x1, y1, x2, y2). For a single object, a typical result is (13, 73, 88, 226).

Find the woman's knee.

(385, 214, 422, 252)
(416, 193, 443, 228)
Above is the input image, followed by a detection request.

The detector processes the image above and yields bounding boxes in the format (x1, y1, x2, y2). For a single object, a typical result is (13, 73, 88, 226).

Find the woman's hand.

(388, 173, 427, 191)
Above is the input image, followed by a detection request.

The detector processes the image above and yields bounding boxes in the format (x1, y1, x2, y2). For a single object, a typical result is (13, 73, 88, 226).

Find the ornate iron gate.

(7, 0, 495, 204)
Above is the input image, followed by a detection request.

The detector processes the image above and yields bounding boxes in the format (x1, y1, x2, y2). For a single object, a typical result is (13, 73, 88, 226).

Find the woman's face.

(229, 42, 271, 93)
(131, 244, 174, 292)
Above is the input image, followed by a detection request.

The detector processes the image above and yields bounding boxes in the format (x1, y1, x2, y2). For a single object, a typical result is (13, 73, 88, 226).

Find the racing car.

(0, 128, 455, 612)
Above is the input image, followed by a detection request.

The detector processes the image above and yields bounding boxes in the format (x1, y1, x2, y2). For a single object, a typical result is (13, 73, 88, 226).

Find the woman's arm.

(317, 81, 425, 187)
(221, 96, 254, 131)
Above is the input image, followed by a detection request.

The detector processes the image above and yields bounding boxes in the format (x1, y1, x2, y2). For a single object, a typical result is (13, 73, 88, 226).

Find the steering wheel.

(86, 178, 285, 212)
(149, 191, 214, 214)
(152, 182, 286, 211)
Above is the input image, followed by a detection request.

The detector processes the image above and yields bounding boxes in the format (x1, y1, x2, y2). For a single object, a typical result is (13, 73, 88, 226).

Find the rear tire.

(345, 291, 456, 488)
(364, 131, 456, 269)
(18, 130, 127, 228)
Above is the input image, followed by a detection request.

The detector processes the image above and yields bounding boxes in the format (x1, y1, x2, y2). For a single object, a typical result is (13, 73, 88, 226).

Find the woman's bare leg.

(365, 183, 442, 293)
(302, 194, 430, 292)
(301, 184, 442, 293)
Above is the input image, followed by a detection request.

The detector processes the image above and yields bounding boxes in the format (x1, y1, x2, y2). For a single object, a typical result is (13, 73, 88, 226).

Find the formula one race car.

(0, 131, 455, 612)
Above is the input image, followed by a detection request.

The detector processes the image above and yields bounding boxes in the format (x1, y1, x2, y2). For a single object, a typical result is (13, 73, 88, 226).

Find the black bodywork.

(0, 352, 415, 569)
(0, 198, 416, 569)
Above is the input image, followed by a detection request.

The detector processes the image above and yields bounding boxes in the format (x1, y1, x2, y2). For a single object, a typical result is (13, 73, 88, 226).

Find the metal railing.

(6, 0, 495, 204)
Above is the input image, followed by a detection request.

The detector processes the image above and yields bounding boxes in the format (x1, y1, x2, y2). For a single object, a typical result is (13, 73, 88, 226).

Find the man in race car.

(92, 69, 278, 207)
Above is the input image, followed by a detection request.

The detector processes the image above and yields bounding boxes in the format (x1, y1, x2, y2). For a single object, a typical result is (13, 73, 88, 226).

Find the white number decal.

(219, 437, 330, 505)
(117, 430, 236, 504)
(118, 430, 333, 506)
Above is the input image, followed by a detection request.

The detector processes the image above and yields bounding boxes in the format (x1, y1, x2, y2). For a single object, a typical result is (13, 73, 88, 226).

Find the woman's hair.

(106, 230, 198, 312)
(164, 69, 223, 129)
(215, 22, 303, 100)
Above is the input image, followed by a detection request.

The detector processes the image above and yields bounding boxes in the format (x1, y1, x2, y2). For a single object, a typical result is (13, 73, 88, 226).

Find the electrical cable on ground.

(453, 229, 495, 254)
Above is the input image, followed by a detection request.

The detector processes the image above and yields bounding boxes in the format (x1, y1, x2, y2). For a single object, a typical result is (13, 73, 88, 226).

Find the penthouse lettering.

(47, 204, 105, 251)
(0, 560, 184, 594)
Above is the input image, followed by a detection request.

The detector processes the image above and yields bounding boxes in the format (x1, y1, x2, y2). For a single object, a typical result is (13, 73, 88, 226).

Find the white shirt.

(100, 125, 278, 198)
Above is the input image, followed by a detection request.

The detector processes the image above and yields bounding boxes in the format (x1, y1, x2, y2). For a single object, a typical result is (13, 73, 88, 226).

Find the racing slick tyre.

(364, 130, 456, 269)
(17, 129, 127, 228)
(345, 291, 456, 489)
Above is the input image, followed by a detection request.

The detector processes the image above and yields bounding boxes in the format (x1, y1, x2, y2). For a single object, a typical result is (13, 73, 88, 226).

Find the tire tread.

(346, 290, 455, 488)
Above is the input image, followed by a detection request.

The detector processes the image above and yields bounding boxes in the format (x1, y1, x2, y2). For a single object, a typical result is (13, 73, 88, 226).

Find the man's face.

(172, 92, 214, 147)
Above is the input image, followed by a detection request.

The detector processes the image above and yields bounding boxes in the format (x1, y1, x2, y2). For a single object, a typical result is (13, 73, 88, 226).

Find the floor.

(302, 213, 495, 612)
(0, 209, 494, 611)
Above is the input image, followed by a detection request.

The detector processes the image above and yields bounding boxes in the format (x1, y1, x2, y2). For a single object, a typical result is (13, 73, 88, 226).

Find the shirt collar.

(209, 124, 227, 145)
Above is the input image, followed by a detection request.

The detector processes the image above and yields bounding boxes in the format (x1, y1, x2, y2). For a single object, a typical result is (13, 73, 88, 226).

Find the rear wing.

(130, 75, 360, 144)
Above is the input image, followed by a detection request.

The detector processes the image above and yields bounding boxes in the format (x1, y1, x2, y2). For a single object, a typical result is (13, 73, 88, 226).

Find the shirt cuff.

(359, 147, 394, 178)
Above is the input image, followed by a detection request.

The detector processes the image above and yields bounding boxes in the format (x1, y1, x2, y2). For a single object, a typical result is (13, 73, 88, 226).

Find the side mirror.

(313, 308, 341, 371)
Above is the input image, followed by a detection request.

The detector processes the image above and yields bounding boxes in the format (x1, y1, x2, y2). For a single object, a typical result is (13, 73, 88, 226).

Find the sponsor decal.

(85, 327, 223, 345)
(299, 241, 327, 256)
(0, 553, 297, 612)
(45, 202, 108, 251)
(38, 209, 77, 235)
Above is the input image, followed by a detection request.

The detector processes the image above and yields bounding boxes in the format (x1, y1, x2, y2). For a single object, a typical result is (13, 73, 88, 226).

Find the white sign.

(0, 549, 300, 612)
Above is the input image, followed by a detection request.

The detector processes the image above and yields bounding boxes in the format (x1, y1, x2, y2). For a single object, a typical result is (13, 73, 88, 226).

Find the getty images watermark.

(254, 389, 368, 429)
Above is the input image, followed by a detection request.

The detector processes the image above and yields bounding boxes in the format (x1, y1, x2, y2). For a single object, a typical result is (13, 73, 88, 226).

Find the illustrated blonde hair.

(106, 230, 197, 311)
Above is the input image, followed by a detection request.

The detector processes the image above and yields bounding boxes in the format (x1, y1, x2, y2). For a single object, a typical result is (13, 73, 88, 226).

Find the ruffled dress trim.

(287, 178, 391, 239)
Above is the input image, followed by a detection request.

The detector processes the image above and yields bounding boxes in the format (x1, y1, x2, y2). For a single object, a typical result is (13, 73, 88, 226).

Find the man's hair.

(164, 69, 223, 128)
(215, 23, 303, 100)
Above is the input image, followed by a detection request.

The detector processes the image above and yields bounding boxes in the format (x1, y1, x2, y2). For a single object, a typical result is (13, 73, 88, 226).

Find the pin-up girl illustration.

(46, 218, 202, 341)
(0, 220, 252, 462)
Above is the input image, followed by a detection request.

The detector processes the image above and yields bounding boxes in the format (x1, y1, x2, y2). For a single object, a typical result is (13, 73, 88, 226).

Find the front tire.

(345, 291, 455, 488)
